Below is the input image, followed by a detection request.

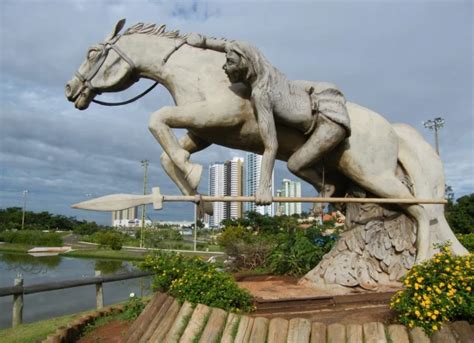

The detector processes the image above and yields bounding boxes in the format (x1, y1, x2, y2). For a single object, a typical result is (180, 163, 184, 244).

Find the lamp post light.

(140, 160, 149, 248)
(21, 190, 29, 230)
(423, 117, 444, 156)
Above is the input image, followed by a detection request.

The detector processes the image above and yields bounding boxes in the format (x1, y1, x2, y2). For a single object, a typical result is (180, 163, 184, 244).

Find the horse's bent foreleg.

(357, 173, 430, 263)
(160, 132, 210, 193)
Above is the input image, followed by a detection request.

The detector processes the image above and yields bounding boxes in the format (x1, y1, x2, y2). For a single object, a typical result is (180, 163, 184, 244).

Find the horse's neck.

(124, 35, 227, 104)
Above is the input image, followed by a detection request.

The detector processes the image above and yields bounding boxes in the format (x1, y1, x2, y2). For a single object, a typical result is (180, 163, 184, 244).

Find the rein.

(77, 36, 186, 107)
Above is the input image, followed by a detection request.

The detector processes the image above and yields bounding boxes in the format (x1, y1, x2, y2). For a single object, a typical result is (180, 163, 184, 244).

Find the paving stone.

(432, 324, 457, 343)
(139, 296, 175, 343)
(199, 307, 228, 343)
(268, 317, 289, 343)
(221, 313, 241, 343)
(164, 301, 195, 343)
(249, 317, 269, 343)
(179, 303, 211, 343)
(387, 324, 409, 343)
(346, 324, 363, 343)
(327, 323, 346, 343)
(234, 316, 254, 343)
(409, 327, 430, 343)
(287, 318, 311, 343)
(363, 322, 387, 343)
(149, 299, 181, 342)
(449, 321, 474, 343)
(310, 322, 326, 343)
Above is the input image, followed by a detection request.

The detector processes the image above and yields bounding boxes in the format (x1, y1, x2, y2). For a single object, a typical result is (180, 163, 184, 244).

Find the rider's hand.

(187, 33, 206, 47)
(255, 187, 272, 206)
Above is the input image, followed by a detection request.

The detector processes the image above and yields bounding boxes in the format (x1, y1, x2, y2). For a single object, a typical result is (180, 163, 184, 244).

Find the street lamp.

(21, 190, 29, 230)
(140, 160, 149, 248)
(423, 117, 444, 156)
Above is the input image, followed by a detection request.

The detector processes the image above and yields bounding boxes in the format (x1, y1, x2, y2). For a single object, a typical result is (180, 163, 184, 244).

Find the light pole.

(21, 190, 29, 230)
(140, 160, 149, 248)
(423, 117, 444, 156)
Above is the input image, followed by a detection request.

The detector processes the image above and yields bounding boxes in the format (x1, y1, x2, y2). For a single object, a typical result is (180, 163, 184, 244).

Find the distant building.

(208, 162, 226, 227)
(244, 153, 274, 216)
(224, 157, 244, 219)
(278, 178, 302, 216)
(112, 207, 151, 227)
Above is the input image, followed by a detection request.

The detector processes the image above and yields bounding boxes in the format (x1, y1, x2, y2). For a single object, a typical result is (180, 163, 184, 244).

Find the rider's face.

(223, 51, 247, 83)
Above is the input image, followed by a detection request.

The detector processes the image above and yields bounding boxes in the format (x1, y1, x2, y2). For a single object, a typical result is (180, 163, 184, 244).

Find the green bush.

(457, 233, 474, 253)
(0, 230, 62, 246)
(140, 251, 254, 313)
(390, 244, 473, 335)
(94, 231, 124, 250)
(267, 226, 337, 276)
(121, 293, 146, 320)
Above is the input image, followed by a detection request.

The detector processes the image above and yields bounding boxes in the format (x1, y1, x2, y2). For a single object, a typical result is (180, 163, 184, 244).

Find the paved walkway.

(124, 292, 473, 342)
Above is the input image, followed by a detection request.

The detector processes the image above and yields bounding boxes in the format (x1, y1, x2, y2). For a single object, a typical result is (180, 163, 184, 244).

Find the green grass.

(0, 243, 32, 253)
(0, 311, 90, 343)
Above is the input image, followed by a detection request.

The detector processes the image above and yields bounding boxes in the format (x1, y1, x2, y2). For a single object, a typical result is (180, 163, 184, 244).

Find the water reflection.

(1, 252, 61, 275)
(95, 259, 126, 275)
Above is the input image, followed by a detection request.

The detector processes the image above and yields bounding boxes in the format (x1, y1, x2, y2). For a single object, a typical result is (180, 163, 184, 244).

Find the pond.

(0, 252, 151, 329)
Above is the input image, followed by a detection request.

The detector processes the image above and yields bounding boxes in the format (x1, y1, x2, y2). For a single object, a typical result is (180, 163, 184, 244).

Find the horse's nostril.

(65, 84, 72, 97)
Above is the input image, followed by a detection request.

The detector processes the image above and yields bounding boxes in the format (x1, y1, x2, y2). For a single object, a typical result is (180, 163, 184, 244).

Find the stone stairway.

(124, 292, 473, 342)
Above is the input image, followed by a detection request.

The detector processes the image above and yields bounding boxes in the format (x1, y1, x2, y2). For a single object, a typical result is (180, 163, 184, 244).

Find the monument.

(65, 19, 467, 292)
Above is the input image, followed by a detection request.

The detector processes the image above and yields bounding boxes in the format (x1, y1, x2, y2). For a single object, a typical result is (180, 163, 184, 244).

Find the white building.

(244, 153, 274, 216)
(208, 162, 226, 227)
(279, 178, 302, 216)
(224, 157, 244, 220)
(112, 207, 153, 227)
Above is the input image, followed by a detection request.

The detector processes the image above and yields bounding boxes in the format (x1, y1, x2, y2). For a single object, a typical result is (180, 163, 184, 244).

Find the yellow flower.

(415, 310, 421, 317)
(467, 286, 471, 292)
(439, 282, 445, 288)
(432, 325, 438, 331)
(417, 277, 424, 283)
(415, 283, 420, 290)
(431, 314, 437, 320)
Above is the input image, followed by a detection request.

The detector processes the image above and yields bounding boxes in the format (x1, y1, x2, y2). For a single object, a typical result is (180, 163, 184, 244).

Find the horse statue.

(65, 19, 467, 287)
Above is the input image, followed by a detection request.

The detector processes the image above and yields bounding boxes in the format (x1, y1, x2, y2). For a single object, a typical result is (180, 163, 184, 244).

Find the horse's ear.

(105, 18, 126, 41)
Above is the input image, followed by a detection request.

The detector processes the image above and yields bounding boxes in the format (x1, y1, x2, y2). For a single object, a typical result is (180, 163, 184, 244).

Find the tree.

(446, 194, 474, 234)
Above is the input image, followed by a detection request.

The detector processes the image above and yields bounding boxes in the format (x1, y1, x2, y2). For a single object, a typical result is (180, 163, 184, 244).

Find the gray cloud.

(1, 0, 472, 224)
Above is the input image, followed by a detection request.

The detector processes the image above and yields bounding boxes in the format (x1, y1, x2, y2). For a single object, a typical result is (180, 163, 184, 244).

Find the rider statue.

(187, 33, 351, 205)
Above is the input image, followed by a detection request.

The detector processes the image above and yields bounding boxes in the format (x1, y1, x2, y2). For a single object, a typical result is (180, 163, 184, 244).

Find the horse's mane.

(123, 23, 187, 39)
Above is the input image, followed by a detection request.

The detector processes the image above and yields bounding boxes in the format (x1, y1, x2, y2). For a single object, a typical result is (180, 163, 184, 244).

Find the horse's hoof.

(185, 164, 203, 190)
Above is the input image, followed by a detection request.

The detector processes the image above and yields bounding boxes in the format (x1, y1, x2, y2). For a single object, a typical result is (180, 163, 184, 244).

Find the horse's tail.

(393, 123, 468, 256)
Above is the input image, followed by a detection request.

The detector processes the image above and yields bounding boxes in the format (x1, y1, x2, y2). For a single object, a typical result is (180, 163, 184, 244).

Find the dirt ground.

(77, 320, 130, 343)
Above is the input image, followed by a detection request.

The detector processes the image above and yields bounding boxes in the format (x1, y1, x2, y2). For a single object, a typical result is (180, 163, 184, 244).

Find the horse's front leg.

(160, 132, 213, 215)
(149, 103, 206, 188)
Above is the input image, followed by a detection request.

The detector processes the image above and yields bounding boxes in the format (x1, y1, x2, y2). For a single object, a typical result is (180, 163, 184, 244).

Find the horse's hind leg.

(357, 172, 430, 262)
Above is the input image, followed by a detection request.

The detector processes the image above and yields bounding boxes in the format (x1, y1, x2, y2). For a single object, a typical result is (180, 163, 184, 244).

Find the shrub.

(92, 231, 124, 250)
(140, 251, 254, 313)
(122, 293, 146, 320)
(0, 230, 62, 246)
(266, 226, 338, 276)
(457, 233, 474, 253)
(390, 243, 473, 335)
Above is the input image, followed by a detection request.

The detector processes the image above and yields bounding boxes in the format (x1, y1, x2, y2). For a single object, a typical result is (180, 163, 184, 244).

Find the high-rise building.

(112, 207, 146, 227)
(278, 178, 302, 216)
(244, 153, 274, 216)
(208, 162, 225, 227)
(224, 157, 244, 219)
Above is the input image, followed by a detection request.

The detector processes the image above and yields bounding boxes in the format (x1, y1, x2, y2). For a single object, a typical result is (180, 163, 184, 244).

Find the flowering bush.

(390, 243, 473, 335)
(122, 292, 146, 320)
(140, 251, 254, 313)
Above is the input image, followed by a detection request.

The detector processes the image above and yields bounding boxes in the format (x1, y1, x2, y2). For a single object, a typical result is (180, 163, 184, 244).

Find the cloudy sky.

(0, 0, 472, 224)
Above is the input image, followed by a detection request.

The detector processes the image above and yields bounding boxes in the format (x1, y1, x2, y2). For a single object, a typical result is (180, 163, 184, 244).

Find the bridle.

(73, 35, 186, 107)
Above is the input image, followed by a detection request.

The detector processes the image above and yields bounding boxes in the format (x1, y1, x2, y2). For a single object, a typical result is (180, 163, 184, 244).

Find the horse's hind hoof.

(185, 164, 203, 191)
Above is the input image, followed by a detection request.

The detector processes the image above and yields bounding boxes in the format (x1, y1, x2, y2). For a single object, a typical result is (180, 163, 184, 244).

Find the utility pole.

(423, 117, 444, 156)
(21, 190, 28, 230)
(140, 160, 149, 248)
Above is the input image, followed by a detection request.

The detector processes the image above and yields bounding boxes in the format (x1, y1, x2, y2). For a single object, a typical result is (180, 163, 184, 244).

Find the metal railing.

(0, 271, 152, 328)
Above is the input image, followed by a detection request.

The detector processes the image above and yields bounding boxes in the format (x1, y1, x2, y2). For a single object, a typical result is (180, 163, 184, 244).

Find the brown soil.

(77, 319, 130, 343)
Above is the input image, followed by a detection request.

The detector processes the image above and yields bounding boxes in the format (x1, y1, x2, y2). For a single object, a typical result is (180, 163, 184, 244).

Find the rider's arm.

(186, 33, 229, 52)
(252, 89, 278, 205)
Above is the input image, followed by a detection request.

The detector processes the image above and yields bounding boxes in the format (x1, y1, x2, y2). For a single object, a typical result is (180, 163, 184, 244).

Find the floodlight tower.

(423, 117, 444, 156)
(140, 159, 149, 248)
